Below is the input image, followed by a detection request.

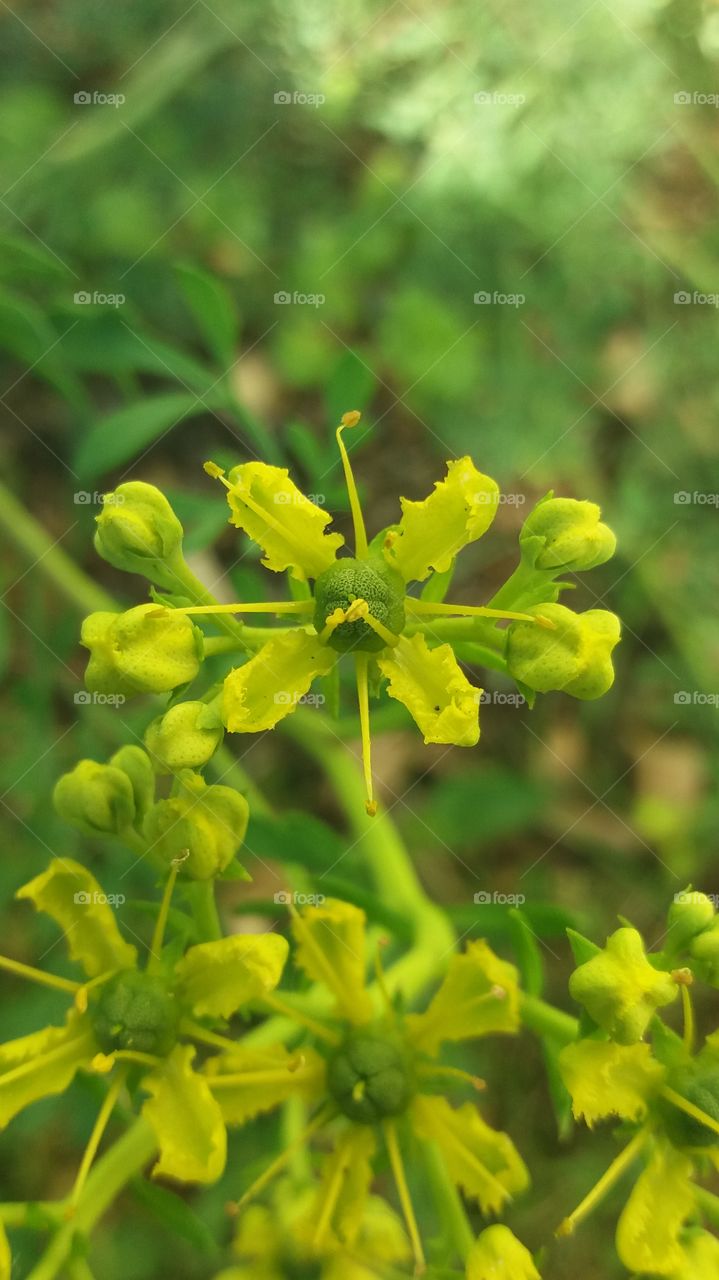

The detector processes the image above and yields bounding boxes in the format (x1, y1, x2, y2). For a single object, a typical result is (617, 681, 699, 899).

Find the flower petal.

(616, 1141, 694, 1275)
(305, 1126, 376, 1251)
(16, 859, 136, 978)
(205, 1044, 325, 1126)
(467, 1225, 541, 1280)
(384, 457, 499, 583)
(291, 899, 372, 1024)
(224, 461, 344, 581)
(174, 932, 288, 1019)
(0, 1015, 95, 1128)
(142, 1044, 226, 1184)
(558, 1039, 665, 1127)
(377, 633, 480, 746)
(411, 1095, 529, 1215)
(407, 941, 519, 1054)
(223, 631, 334, 733)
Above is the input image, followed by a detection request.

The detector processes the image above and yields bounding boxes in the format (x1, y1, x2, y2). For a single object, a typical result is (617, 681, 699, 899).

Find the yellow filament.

(406, 600, 555, 629)
(336, 412, 368, 558)
(68, 1067, 127, 1207)
(557, 1128, 649, 1237)
(384, 1120, 426, 1273)
(0, 954, 79, 995)
(355, 653, 377, 816)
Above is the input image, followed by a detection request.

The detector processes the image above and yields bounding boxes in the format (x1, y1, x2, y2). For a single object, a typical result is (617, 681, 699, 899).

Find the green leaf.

(75, 393, 216, 479)
(60, 316, 214, 390)
(245, 810, 346, 873)
(130, 1177, 219, 1256)
(175, 263, 238, 366)
(0, 289, 85, 407)
(508, 908, 544, 997)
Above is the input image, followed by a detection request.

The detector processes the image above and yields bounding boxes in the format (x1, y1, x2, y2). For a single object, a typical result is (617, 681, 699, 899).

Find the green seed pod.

(142, 770, 249, 879)
(520, 495, 616, 572)
(313, 556, 405, 653)
(667, 889, 716, 951)
(506, 603, 620, 700)
(661, 1067, 719, 1148)
(327, 1028, 415, 1123)
(81, 604, 203, 698)
(94, 481, 185, 589)
(109, 745, 155, 822)
(53, 759, 136, 836)
(90, 970, 179, 1057)
(144, 701, 224, 774)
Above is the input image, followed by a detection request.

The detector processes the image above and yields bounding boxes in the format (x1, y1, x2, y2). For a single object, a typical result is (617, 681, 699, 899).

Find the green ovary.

(313, 557, 406, 653)
(90, 970, 179, 1057)
(327, 1028, 415, 1123)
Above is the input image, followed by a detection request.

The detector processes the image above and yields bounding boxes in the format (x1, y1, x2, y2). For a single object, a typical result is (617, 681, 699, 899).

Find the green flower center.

(90, 970, 179, 1057)
(313, 556, 406, 653)
(662, 1067, 719, 1148)
(327, 1028, 415, 1123)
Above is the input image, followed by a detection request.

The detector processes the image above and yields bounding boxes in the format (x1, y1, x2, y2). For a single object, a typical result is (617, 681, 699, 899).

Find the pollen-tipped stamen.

(405, 600, 555, 629)
(355, 653, 377, 816)
(661, 1085, 719, 1140)
(68, 1066, 128, 1209)
(152, 600, 314, 619)
(336, 411, 369, 558)
(0, 954, 80, 996)
(229, 1104, 334, 1213)
(148, 857, 184, 972)
(556, 1128, 649, 1238)
(384, 1119, 426, 1274)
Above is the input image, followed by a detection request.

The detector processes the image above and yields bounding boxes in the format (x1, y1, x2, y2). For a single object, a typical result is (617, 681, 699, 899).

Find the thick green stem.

(519, 993, 578, 1044)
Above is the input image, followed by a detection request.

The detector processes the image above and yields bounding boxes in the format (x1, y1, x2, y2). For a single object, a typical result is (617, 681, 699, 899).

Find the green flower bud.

(90, 970, 179, 1057)
(520, 495, 616, 572)
(690, 924, 719, 986)
(109, 746, 155, 822)
(144, 701, 224, 774)
(94, 482, 185, 589)
(142, 770, 249, 879)
(53, 759, 136, 835)
(313, 557, 406, 653)
(467, 1225, 541, 1280)
(506, 603, 620, 700)
(327, 1028, 415, 1123)
(660, 1066, 719, 1148)
(667, 889, 716, 951)
(81, 604, 203, 698)
(569, 926, 677, 1045)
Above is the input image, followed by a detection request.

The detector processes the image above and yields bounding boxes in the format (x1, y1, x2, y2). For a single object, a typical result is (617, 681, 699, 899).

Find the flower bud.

(690, 924, 719, 986)
(467, 1225, 541, 1280)
(53, 759, 136, 835)
(520, 495, 616, 572)
(142, 770, 249, 879)
(109, 746, 155, 821)
(506, 603, 620, 700)
(94, 482, 185, 589)
(81, 604, 203, 698)
(569, 926, 677, 1044)
(667, 889, 715, 951)
(144, 701, 223, 774)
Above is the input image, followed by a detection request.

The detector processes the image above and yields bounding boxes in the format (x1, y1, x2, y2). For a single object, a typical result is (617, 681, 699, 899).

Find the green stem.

(0, 481, 115, 614)
(422, 1140, 474, 1263)
(519, 993, 578, 1045)
(187, 881, 222, 942)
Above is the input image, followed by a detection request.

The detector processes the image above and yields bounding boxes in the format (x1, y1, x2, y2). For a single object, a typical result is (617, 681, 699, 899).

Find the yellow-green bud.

(81, 604, 203, 698)
(53, 759, 136, 835)
(467, 1225, 541, 1280)
(569, 926, 677, 1044)
(520, 495, 616, 572)
(667, 889, 716, 950)
(506, 603, 620, 700)
(144, 701, 223, 774)
(690, 923, 719, 986)
(109, 746, 155, 821)
(142, 770, 249, 879)
(94, 482, 184, 589)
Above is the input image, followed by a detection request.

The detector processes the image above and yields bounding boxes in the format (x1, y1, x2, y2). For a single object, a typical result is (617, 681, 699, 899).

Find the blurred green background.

(1, 0, 718, 1275)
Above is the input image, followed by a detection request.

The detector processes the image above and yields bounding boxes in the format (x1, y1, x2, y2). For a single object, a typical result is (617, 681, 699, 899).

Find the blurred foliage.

(1, 0, 719, 1275)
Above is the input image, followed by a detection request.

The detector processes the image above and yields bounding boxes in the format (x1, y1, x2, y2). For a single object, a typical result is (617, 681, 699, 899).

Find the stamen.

(355, 653, 377, 816)
(74, 969, 120, 1014)
(661, 1085, 719, 1140)
(362, 610, 401, 648)
(416, 1063, 485, 1092)
(336, 411, 369, 558)
(260, 991, 341, 1046)
(68, 1066, 128, 1208)
(679, 981, 695, 1053)
(148, 856, 185, 972)
(150, 600, 314, 619)
(556, 1128, 649, 1237)
(229, 1103, 334, 1213)
(384, 1120, 426, 1274)
(406, 600, 555, 629)
(288, 903, 359, 1014)
(0, 954, 80, 996)
(374, 940, 396, 1019)
(207, 1059, 310, 1089)
(91, 1050, 161, 1073)
(313, 1138, 351, 1250)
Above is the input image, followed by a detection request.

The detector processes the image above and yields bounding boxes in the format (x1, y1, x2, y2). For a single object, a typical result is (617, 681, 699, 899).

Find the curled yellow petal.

(377, 633, 480, 746)
(222, 631, 334, 733)
(384, 457, 499, 583)
(223, 461, 344, 581)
